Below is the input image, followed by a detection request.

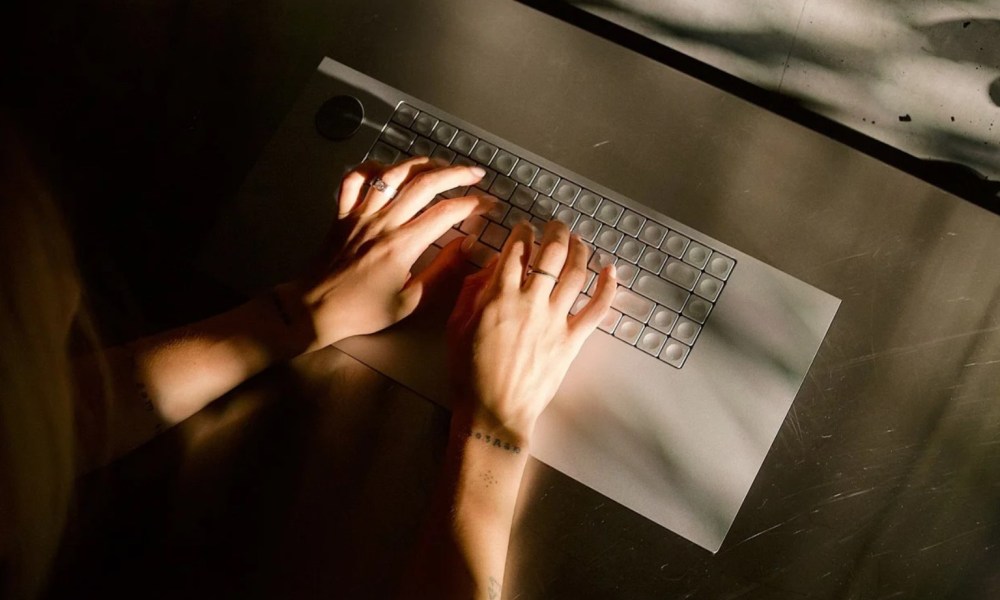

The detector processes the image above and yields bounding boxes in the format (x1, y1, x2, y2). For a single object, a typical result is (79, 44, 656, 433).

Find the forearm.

(75, 285, 311, 465)
(407, 412, 530, 599)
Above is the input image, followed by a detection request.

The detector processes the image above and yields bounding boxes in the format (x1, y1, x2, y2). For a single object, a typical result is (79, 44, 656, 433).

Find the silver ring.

(527, 266, 559, 283)
(369, 177, 399, 199)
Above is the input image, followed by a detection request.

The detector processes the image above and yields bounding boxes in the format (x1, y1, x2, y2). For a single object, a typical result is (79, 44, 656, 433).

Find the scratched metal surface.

(54, 0, 999, 598)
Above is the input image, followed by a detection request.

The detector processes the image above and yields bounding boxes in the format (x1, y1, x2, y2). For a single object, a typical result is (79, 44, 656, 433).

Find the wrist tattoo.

(127, 346, 164, 433)
(465, 431, 521, 454)
(488, 576, 501, 600)
(269, 289, 293, 327)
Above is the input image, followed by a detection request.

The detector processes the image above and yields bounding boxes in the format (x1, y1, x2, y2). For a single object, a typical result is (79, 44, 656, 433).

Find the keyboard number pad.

(368, 102, 740, 369)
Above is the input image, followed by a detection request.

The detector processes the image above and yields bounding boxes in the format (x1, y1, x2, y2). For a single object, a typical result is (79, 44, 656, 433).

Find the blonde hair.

(0, 116, 81, 598)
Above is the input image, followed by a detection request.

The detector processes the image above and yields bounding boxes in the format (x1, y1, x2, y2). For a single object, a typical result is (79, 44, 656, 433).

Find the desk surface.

(54, 0, 999, 598)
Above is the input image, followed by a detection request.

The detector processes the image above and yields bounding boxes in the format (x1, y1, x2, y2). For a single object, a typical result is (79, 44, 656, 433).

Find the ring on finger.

(527, 266, 559, 283)
(369, 177, 399, 200)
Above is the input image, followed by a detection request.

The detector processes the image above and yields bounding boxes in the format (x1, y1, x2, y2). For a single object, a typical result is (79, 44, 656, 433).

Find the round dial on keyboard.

(315, 95, 364, 140)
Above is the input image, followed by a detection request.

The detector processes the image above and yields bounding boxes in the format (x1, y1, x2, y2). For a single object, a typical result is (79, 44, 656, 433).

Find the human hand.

(446, 220, 617, 443)
(277, 156, 494, 352)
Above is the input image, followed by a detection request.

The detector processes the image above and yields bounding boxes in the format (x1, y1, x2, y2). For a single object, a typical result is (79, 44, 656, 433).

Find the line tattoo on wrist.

(464, 430, 521, 454)
(488, 576, 501, 600)
(128, 346, 164, 433)
(269, 289, 293, 327)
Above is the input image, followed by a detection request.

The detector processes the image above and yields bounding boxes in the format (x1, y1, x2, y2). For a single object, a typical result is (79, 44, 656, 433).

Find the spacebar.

(633, 272, 689, 312)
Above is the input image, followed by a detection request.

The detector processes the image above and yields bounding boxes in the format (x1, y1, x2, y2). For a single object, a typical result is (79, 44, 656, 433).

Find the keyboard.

(367, 104, 737, 369)
(198, 56, 840, 551)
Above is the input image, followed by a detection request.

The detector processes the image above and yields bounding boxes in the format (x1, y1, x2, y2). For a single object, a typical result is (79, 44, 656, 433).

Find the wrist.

(450, 407, 534, 455)
(267, 282, 324, 355)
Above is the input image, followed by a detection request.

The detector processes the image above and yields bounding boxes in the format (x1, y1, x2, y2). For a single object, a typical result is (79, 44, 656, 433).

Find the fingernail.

(470, 166, 486, 178)
(461, 235, 476, 253)
(607, 263, 617, 278)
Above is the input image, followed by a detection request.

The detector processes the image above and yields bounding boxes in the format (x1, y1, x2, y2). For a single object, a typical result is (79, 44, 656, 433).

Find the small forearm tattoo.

(269, 289, 293, 327)
(128, 346, 164, 433)
(465, 431, 521, 454)
(488, 576, 501, 600)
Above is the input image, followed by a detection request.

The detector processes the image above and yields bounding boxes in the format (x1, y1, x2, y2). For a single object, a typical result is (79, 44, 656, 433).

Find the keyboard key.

(502, 206, 531, 229)
(450, 131, 478, 155)
(706, 252, 736, 280)
(434, 228, 464, 249)
(683, 241, 712, 269)
(612, 288, 655, 322)
(412, 113, 438, 136)
(491, 150, 518, 175)
(512, 160, 540, 185)
(595, 200, 624, 226)
(616, 238, 645, 263)
(391, 103, 419, 126)
(460, 214, 488, 236)
(637, 328, 668, 356)
(553, 180, 581, 204)
(672, 317, 701, 345)
(595, 228, 624, 252)
(574, 191, 601, 215)
(474, 167, 498, 191)
(484, 200, 511, 223)
(369, 141, 400, 164)
(553, 205, 580, 228)
(638, 221, 668, 246)
(488, 175, 517, 200)
(570, 294, 589, 315)
(633, 271, 689, 312)
(441, 185, 469, 199)
(694, 273, 723, 302)
(467, 240, 499, 267)
(410, 136, 436, 157)
(471, 141, 499, 165)
(615, 262, 639, 287)
(453, 156, 476, 168)
(638, 247, 668, 274)
(659, 340, 690, 368)
(583, 270, 596, 293)
(588, 249, 616, 273)
(618, 210, 645, 236)
(530, 195, 558, 219)
(531, 170, 560, 195)
(480, 222, 510, 250)
(431, 121, 458, 145)
(510, 185, 537, 210)
(648, 306, 679, 334)
(683, 297, 713, 324)
(430, 146, 457, 164)
(598, 309, 622, 333)
(663, 259, 700, 290)
(381, 123, 416, 151)
(662, 231, 690, 258)
(614, 317, 644, 345)
(573, 216, 601, 242)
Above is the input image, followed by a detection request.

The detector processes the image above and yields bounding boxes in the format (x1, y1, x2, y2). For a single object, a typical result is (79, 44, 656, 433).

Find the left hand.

(277, 156, 493, 351)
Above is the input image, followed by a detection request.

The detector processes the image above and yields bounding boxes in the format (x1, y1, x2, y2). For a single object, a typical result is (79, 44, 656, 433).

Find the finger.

(492, 221, 534, 292)
(360, 156, 437, 217)
(338, 161, 383, 218)
(396, 236, 465, 318)
(550, 235, 590, 313)
(569, 263, 617, 342)
(525, 220, 571, 297)
(380, 164, 486, 229)
(447, 255, 498, 336)
(398, 193, 496, 256)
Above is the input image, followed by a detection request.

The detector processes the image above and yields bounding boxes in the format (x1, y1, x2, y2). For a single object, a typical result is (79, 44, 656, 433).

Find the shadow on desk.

(48, 349, 449, 600)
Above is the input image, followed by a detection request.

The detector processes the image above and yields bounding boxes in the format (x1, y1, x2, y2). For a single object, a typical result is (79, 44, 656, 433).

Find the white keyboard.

(368, 103, 737, 369)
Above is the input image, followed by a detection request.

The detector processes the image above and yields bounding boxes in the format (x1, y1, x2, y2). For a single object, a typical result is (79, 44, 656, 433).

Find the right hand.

(446, 220, 617, 443)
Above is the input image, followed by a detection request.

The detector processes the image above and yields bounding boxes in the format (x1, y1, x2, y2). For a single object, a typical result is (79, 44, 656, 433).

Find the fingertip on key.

(471, 165, 486, 178)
